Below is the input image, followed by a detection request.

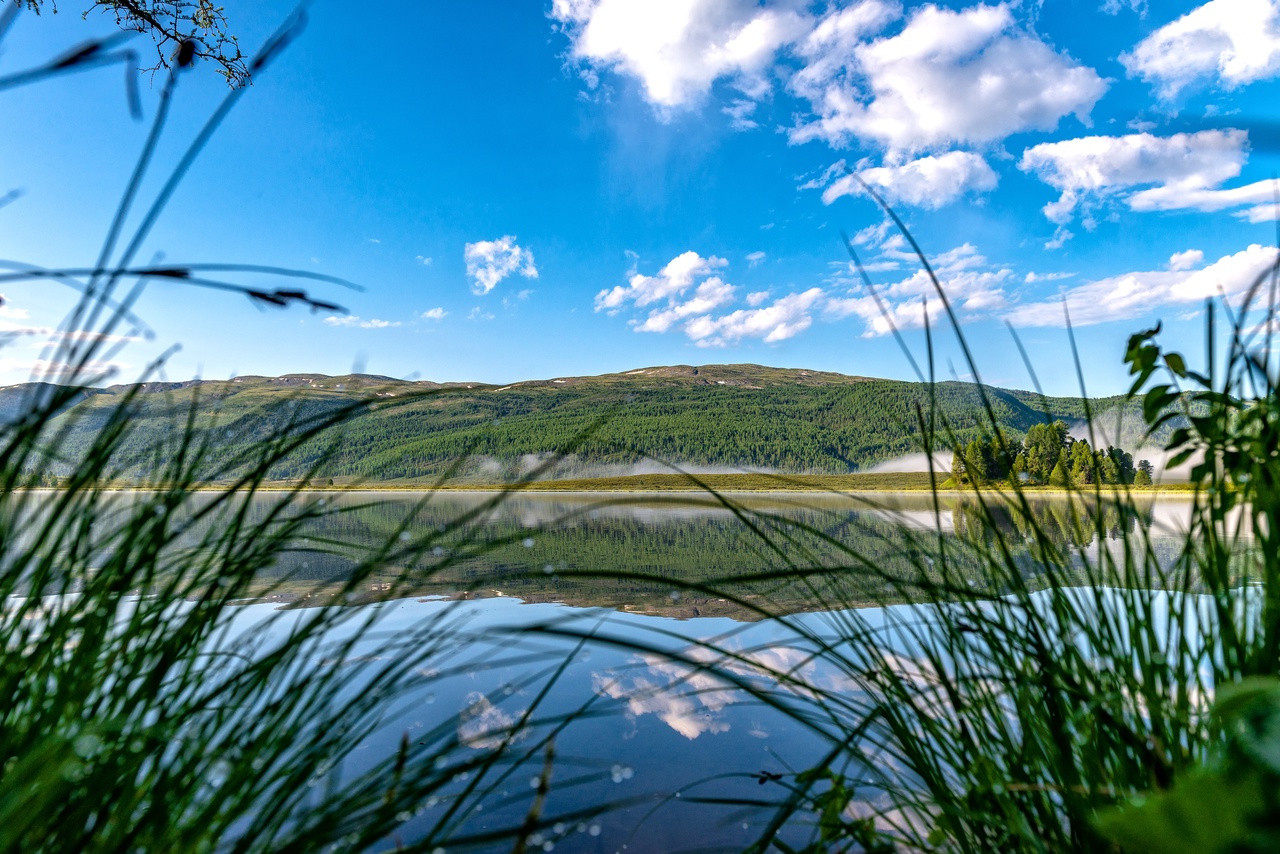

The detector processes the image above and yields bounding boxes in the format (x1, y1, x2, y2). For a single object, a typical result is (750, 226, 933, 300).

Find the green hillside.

(17, 364, 1153, 483)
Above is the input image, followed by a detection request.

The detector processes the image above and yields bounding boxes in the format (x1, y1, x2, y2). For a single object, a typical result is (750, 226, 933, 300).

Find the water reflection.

(187, 493, 1213, 851)
(200, 491, 1196, 615)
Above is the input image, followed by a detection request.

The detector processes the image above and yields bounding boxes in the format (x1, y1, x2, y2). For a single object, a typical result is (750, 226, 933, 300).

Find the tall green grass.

(9, 6, 1279, 851)
(518, 196, 1280, 850)
(0, 11, 622, 851)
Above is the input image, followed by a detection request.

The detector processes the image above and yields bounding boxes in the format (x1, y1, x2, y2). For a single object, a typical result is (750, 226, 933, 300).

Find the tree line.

(950, 420, 1154, 487)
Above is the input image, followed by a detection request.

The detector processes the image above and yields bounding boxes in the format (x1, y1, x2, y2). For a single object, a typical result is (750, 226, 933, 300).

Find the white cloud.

(825, 243, 1013, 336)
(1169, 249, 1204, 271)
(551, 0, 809, 111)
(0, 357, 129, 379)
(826, 292, 930, 337)
(789, 1, 900, 101)
(1103, 0, 1148, 13)
(635, 277, 737, 332)
(596, 250, 833, 345)
(745, 250, 766, 267)
(1006, 244, 1280, 327)
(1018, 130, 1250, 222)
(790, 3, 1106, 152)
(593, 655, 736, 739)
(416, 255, 433, 266)
(0, 301, 29, 321)
(1241, 202, 1280, 222)
(685, 287, 826, 346)
(821, 151, 998, 209)
(595, 250, 727, 311)
(421, 307, 448, 320)
(1129, 176, 1280, 215)
(850, 218, 893, 247)
(464, 235, 538, 295)
(1024, 271, 1075, 283)
(1122, 0, 1280, 98)
(722, 98, 758, 130)
(458, 692, 523, 750)
(1045, 227, 1073, 250)
(324, 316, 401, 329)
(467, 307, 495, 321)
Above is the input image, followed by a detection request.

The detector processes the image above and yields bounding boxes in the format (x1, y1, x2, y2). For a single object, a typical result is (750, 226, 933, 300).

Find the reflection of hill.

(195, 493, 1201, 618)
(8, 491, 1206, 618)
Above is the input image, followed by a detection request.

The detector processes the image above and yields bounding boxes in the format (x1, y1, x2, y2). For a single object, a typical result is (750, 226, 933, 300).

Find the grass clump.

(0, 13, 611, 851)
(542, 198, 1280, 851)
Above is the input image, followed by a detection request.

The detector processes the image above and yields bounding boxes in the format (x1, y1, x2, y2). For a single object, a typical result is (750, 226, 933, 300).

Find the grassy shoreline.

(47, 471, 1195, 494)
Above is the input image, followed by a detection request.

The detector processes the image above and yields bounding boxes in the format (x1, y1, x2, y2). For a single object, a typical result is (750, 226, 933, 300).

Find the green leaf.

(1095, 771, 1265, 854)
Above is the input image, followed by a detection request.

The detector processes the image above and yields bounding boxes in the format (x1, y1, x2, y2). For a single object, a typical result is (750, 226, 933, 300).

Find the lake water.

(221, 491, 1203, 852)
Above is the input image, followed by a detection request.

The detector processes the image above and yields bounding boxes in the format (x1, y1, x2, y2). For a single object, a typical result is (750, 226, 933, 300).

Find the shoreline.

(23, 483, 1197, 496)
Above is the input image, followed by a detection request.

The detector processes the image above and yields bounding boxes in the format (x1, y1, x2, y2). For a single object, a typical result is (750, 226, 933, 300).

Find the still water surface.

(225, 491, 1199, 852)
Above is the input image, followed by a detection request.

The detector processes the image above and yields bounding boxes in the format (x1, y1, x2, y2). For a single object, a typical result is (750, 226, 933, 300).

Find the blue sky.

(3, 0, 1280, 395)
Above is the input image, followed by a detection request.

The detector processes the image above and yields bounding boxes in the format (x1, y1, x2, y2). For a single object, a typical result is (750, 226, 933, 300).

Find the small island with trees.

(948, 419, 1154, 488)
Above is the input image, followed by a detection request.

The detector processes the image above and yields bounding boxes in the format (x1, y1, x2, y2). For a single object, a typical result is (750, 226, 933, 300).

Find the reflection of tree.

(949, 496, 1153, 554)
(156, 493, 1177, 614)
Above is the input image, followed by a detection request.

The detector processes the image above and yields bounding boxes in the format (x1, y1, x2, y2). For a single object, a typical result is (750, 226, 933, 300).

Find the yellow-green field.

(425, 473, 1197, 493)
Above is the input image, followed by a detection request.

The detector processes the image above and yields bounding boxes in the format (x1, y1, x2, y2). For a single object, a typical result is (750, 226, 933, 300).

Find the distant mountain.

(19, 364, 1154, 483)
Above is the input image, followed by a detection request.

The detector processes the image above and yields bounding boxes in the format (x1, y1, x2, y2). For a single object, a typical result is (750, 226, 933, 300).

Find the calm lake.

(220, 491, 1200, 853)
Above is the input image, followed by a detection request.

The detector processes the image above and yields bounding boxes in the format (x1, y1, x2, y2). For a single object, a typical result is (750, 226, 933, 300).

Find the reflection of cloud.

(593, 643, 858, 739)
(458, 691, 524, 750)
(594, 654, 734, 740)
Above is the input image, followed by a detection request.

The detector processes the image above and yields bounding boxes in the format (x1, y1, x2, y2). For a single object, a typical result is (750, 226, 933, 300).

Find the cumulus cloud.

(1130, 177, 1280, 216)
(464, 235, 538, 295)
(0, 357, 130, 379)
(635, 277, 737, 332)
(415, 255, 433, 266)
(722, 98, 759, 130)
(551, 0, 809, 111)
(552, 0, 1104, 161)
(790, 3, 1106, 152)
(596, 250, 727, 311)
(1168, 249, 1204, 271)
(821, 151, 999, 208)
(1122, 0, 1280, 98)
(420, 307, 447, 320)
(1024, 271, 1075, 283)
(598, 251, 737, 336)
(789, 0, 900, 99)
(1005, 244, 1280, 328)
(685, 287, 826, 346)
(1018, 129, 1251, 222)
(826, 243, 1013, 336)
(746, 250, 766, 267)
(596, 250, 829, 345)
(0, 298, 25, 321)
(324, 316, 401, 329)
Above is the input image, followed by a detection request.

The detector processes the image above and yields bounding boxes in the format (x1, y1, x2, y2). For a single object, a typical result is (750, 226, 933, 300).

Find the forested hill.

(12, 364, 1150, 483)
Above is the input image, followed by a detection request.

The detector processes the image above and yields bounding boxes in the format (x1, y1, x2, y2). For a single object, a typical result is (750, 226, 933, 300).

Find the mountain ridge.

(8, 364, 1151, 483)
